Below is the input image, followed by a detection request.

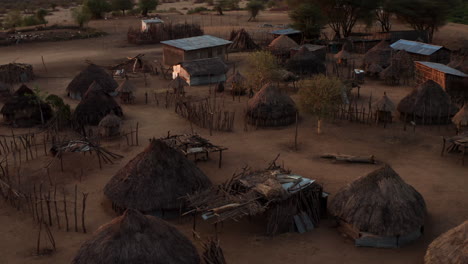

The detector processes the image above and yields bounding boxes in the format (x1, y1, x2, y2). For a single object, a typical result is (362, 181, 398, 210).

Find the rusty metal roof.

(390, 40, 444, 56)
(161, 35, 232, 51)
(416, 61, 468, 77)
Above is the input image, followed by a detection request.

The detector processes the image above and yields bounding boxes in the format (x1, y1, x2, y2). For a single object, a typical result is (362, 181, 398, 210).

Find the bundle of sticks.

(201, 238, 227, 264)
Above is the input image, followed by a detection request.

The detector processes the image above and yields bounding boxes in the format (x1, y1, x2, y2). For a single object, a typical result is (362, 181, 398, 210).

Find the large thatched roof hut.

(1, 85, 52, 127)
(72, 209, 200, 264)
(268, 35, 299, 60)
(66, 64, 118, 100)
(424, 220, 467, 264)
(363, 40, 392, 68)
(286, 47, 326, 75)
(226, 71, 247, 95)
(373, 92, 395, 123)
(104, 139, 212, 216)
(397, 80, 459, 124)
(72, 82, 123, 127)
(246, 83, 297, 127)
(330, 165, 427, 248)
(228, 28, 259, 52)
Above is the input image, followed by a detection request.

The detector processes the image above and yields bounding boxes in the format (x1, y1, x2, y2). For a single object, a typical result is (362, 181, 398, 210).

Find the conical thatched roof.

(268, 35, 299, 51)
(72, 209, 200, 264)
(226, 71, 246, 85)
(334, 48, 352, 61)
(363, 40, 392, 67)
(116, 79, 135, 93)
(286, 47, 326, 75)
(98, 112, 121, 128)
(373, 93, 395, 112)
(66, 64, 118, 99)
(393, 50, 414, 73)
(452, 103, 468, 126)
(104, 139, 212, 212)
(246, 83, 297, 126)
(397, 80, 459, 119)
(228, 28, 259, 51)
(330, 165, 426, 237)
(367, 64, 383, 74)
(72, 82, 123, 126)
(380, 63, 400, 79)
(424, 220, 467, 264)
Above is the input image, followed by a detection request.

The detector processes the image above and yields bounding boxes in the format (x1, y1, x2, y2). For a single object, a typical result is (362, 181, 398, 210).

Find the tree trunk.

(142, 8, 148, 16)
(122, 10, 125, 16)
(317, 119, 322, 135)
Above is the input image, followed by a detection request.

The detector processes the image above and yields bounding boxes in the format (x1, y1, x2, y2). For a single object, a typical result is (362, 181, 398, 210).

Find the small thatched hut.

(246, 83, 297, 127)
(66, 64, 118, 100)
(1, 85, 52, 127)
(424, 220, 467, 264)
(0, 63, 34, 84)
(72, 209, 200, 264)
(98, 112, 121, 138)
(116, 79, 135, 104)
(373, 92, 395, 123)
(286, 47, 326, 76)
(104, 139, 212, 216)
(452, 103, 468, 131)
(330, 165, 427, 248)
(363, 40, 392, 68)
(367, 64, 384, 77)
(334, 48, 352, 65)
(397, 80, 459, 124)
(226, 71, 247, 95)
(268, 35, 299, 59)
(72, 82, 123, 127)
(169, 75, 188, 94)
(228, 28, 259, 52)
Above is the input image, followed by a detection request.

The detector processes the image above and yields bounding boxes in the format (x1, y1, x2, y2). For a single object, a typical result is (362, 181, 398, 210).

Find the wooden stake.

(81, 193, 88, 233)
(74, 185, 78, 232)
(63, 189, 69, 231)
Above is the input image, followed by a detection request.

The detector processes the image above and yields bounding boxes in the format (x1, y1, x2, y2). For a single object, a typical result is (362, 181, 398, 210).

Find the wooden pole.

(81, 193, 88, 233)
(54, 185, 60, 229)
(63, 189, 69, 231)
(41, 56, 48, 73)
(294, 111, 299, 151)
(74, 185, 78, 232)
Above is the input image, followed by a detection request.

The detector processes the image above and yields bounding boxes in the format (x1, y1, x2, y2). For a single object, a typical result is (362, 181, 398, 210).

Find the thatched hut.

(169, 75, 188, 94)
(286, 47, 326, 76)
(66, 64, 118, 100)
(98, 112, 121, 138)
(380, 64, 401, 85)
(0, 81, 12, 100)
(1, 85, 52, 127)
(334, 48, 352, 65)
(116, 79, 135, 104)
(0, 63, 34, 84)
(397, 80, 459, 124)
(367, 64, 383, 77)
(452, 103, 468, 131)
(72, 82, 123, 127)
(225, 71, 246, 95)
(373, 92, 395, 123)
(72, 209, 200, 264)
(268, 35, 299, 59)
(363, 40, 392, 68)
(246, 83, 297, 127)
(424, 220, 467, 264)
(104, 139, 212, 216)
(330, 165, 427, 248)
(228, 28, 259, 52)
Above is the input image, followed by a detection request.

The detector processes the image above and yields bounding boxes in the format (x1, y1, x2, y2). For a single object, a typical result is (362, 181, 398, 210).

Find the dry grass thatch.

(373, 93, 396, 112)
(246, 83, 297, 127)
(98, 112, 121, 128)
(104, 139, 212, 212)
(228, 28, 259, 52)
(72, 82, 123, 127)
(334, 49, 352, 61)
(286, 47, 326, 75)
(169, 76, 188, 93)
(116, 79, 135, 94)
(268, 35, 299, 51)
(330, 165, 426, 237)
(72, 209, 200, 264)
(397, 80, 459, 124)
(367, 64, 384, 75)
(452, 103, 468, 127)
(363, 40, 392, 68)
(66, 64, 118, 100)
(0, 63, 34, 84)
(424, 220, 467, 264)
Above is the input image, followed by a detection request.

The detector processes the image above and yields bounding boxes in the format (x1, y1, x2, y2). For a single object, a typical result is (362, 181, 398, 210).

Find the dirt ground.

(0, 5, 467, 264)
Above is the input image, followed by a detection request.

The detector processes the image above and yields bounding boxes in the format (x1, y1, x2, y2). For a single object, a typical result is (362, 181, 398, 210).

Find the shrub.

(187, 6, 209, 14)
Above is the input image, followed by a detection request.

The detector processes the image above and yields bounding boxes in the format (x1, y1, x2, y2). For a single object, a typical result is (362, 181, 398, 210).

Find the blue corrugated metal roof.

(142, 18, 164, 24)
(161, 35, 232, 51)
(416, 61, 468, 77)
(271, 28, 301, 35)
(390, 39, 443, 56)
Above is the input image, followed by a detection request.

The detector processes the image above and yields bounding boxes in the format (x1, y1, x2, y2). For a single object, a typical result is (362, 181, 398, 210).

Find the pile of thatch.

(98, 112, 121, 138)
(72, 82, 123, 127)
(330, 165, 426, 247)
(397, 80, 459, 124)
(1, 84, 53, 127)
(0, 63, 34, 84)
(72, 209, 200, 264)
(286, 46, 326, 75)
(104, 139, 212, 214)
(424, 220, 467, 264)
(116, 79, 135, 94)
(228, 28, 259, 52)
(66, 64, 118, 100)
(452, 103, 468, 128)
(246, 83, 297, 127)
(363, 40, 392, 68)
(225, 71, 246, 95)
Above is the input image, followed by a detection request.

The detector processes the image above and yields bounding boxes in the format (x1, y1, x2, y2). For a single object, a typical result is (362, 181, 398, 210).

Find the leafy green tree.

(72, 6, 92, 28)
(46, 94, 71, 128)
(84, 0, 112, 19)
(35, 8, 48, 25)
(246, 51, 282, 90)
(298, 75, 343, 134)
(289, 3, 325, 39)
(246, 0, 265, 21)
(139, 0, 159, 16)
(112, 0, 133, 15)
(4, 10, 23, 28)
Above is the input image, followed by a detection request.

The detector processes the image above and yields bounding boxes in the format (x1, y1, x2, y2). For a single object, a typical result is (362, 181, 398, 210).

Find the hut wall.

(164, 46, 228, 66)
(163, 46, 185, 66)
(188, 74, 226, 86)
(355, 232, 399, 248)
(415, 63, 447, 89)
(398, 227, 423, 247)
(68, 91, 82, 100)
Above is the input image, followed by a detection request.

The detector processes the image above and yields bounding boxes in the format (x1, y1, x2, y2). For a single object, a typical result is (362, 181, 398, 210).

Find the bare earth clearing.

(0, 5, 467, 264)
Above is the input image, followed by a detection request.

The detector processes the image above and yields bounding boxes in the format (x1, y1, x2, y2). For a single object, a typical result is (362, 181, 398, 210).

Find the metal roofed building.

(161, 35, 232, 66)
(271, 28, 302, 44)
(391, 40, 451, 64)
(141, 18, 164, 32)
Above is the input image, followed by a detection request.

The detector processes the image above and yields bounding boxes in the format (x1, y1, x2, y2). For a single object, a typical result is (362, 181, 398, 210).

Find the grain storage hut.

(161, 35, 232, 66)
(172, 57, 228, 86)
(390, 40, 451, 64)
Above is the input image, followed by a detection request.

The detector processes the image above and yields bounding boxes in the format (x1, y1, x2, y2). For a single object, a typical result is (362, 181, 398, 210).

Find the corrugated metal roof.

(271, 28, 301, 35)
(161, 35, 232, 51)
(142, 18, 164, 24)
(416, 61, 468, 77)
(179, 57, 228, 76)
(390, 39, 443, 56)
